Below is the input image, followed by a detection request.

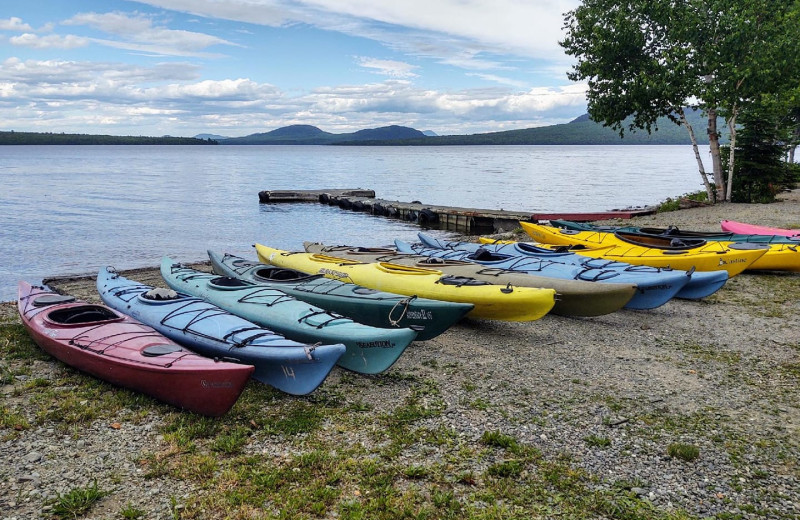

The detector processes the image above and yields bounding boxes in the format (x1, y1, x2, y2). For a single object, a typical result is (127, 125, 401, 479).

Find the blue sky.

(0, 0, 586, 137)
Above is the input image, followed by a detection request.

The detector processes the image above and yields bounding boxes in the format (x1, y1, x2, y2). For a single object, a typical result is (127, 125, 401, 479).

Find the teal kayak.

(160, 257, 418, 374)
(208, 251, 472, 340)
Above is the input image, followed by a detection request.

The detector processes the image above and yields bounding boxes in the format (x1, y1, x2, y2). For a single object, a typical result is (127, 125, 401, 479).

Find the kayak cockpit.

(47, 305, 122, 325)
(252, 267, 323, 283)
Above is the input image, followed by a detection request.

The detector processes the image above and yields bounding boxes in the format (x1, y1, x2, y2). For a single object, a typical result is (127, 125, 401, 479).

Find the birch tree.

(560, 0, 800, 202)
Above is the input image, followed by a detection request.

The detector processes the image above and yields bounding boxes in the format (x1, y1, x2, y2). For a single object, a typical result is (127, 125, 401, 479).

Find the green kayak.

(207, 251, 472, 341)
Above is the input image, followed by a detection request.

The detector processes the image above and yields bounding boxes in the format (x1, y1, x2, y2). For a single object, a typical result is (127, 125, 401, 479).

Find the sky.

(0, 0, 587, 137)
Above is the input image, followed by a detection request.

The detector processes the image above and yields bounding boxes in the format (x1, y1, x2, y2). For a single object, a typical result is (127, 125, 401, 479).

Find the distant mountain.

(194, 133, 230, 140)
(221, 124, 425, 145)
(422, 130, 438, 136)
(333, 109, 726, 146)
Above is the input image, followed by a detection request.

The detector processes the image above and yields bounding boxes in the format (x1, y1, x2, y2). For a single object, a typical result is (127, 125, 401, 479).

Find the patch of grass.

(49, 479, 108, 519)
(585, 435, 612, 448)
(267, 402, 324, 436)
(656, 191, 708, 212)
(211, 426, 250, 455)
(120, 502, 146, 519)
(667, 443, 701, 462)
(0, 405, 30, 432)
(403, 465, 428, 479)
(0, 324, 50, 360)
(486, 459, 524, 478)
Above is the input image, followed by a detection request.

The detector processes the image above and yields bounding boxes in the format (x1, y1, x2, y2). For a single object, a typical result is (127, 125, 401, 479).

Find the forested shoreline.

(0, 131, 217, 145)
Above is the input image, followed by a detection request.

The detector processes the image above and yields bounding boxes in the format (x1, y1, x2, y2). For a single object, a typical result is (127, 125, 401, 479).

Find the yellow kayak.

(254, 244, 556, 322)
(480, 234, 799, 272)
(520, 222, 769, 277)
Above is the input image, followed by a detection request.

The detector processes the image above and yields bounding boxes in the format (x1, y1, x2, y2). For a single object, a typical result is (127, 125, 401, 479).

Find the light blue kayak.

(394, 239, 691, 310)
(160, 257, 418, 374)
(417, 232, 728, 301)
(208, 250, 472, 341)
(96, 266, 344, 395)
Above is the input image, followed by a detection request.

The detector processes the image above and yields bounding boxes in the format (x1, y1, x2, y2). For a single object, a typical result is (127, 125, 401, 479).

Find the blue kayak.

(160, 257, 418, 374)
(417, 233, 728, 301)
(207, 250, 472, 341)
(96, 266, 344, 395)
(394, 239, 691, 310)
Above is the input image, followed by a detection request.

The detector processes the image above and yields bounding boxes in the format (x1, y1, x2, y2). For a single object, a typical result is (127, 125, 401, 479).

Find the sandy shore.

(1, 191, 799, 519)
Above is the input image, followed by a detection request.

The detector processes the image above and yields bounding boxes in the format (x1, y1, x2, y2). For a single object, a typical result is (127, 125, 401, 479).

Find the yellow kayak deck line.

(255, 243, 556, 322)
(519, 222, 770, 277)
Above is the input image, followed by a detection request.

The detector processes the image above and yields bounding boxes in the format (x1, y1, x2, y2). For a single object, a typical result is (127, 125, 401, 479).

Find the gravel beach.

(1, 191, 799, 519)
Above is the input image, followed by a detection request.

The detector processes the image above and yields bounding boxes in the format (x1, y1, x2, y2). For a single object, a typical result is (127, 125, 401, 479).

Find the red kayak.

(17, 282, 254, 416)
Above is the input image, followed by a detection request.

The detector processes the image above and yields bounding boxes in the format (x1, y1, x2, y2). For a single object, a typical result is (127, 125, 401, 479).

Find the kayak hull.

(18, 282, 253, 416)
(97, 267, 344, 395)
(395, 239, 689, 309)
(208, 251, 472, 341)
(255, 244, 557, 322)
(161, 257, 418, 374)
(520, 222, 768, 277)
(420, 232, 727, 301)
(548, 221, 800, 272)
(299, 243, 636, 317)
(721, 219, 800, 237)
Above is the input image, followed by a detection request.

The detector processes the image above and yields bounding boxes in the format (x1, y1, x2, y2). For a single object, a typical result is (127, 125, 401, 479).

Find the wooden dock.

(258, 189, 655, 234)
(258, 188, 375, 203)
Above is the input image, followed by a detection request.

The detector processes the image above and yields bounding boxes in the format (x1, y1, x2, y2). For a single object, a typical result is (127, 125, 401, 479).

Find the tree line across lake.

(0, 131, 216, 145)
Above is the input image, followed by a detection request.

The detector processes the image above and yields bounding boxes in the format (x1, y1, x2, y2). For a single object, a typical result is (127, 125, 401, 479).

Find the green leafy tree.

(561, 0, 800, 202)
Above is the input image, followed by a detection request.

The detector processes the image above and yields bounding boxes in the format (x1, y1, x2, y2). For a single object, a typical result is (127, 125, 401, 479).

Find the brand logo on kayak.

(406, 309, 433, 320)
(719, 258, 747, 265)
(639, 284, 672, 292)
(201, 380, 234, 388)
(355, 340, 395, 349)
(318, 268, 349, 279)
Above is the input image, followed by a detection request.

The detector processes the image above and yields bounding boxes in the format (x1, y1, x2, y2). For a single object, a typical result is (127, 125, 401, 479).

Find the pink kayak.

(18, 282, 254, 416)
(720, 219, 800, 237)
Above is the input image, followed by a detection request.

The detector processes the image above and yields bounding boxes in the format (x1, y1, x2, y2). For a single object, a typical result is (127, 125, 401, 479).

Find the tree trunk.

(725, 110, 738, 201)
(680, 109, 715, 201)
(707, 108, 726, 201)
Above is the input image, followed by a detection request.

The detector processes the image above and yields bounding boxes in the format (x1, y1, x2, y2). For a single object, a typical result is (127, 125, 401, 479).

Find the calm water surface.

(0, 144, 707, 301)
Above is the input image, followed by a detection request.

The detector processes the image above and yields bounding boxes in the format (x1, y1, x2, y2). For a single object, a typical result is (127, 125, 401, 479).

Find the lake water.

(0, 144, 707, 302)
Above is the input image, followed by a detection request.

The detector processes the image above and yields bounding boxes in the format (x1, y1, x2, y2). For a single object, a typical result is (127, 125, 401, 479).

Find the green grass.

(120, 502, 146, 519)
(667, 443, 701, 462)
(585, 435, 612, 448)
(49, 480, 108, 519)
(656, 191, 708, 212)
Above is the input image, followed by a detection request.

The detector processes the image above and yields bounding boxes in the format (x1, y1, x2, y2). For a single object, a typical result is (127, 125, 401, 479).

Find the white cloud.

(134, 0, 580, 69)
(63, 11, 239, 57)
(0, 54, 586, 136)
(10, 33, 89, 49)
(0, 17, 34, 32)
(300, 0, 579, 56)
(356, 57, 418, 78)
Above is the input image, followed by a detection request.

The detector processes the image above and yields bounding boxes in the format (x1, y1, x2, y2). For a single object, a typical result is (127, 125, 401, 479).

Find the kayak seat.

(470, 248, 507, 262)
(49, 305, 119, 324)
(209, 277, 250, 288)
(143, 288, 180, 300)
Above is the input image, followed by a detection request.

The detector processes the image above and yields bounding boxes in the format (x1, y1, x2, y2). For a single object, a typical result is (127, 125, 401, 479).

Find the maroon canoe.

(17, 282, 254, 417)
